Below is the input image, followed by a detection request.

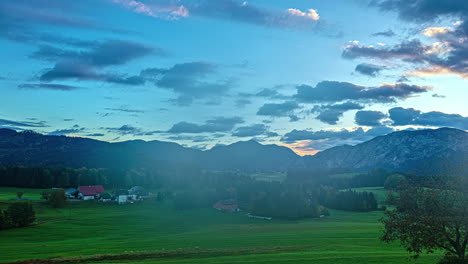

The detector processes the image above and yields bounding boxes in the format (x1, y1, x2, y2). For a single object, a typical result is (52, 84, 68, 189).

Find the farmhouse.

(213, 199, 239, 213)
(78, 185, 105, 200)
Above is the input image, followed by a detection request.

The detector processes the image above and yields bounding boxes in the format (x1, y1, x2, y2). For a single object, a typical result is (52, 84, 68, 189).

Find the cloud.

(388, 107, 468, 130)
(257, 101, 300, 117)
(235, 98, 252, 108)
(167, 117, 244, 134)
(232, 124, 278, 137)
(281, 126, 395, 151)
(239, 87, 289, 100)
(86, 133, 104, 137)
(342, 39, 427, 61)
(17, 83, 83, 91)
(113, 0, 189, 20)
(104, 107, 145, 114)
(432, 93, 446, 98)
(287, 8, 320, 21)
(370, 0, 468, 23)
(363, 1, 468, 78)
(311, 102, 364, 125)
(114, 0, 321, 30)
(371, 30, 396, 37)
(37, 40, 155, 82)
(0, 118, 47, 128)
(354, 63, 385, 77)
(142, 62, 233, 103)
(355, 110, 387, 126)
(0, 1, 132, 47)
(106, 125, 157, 136)
(295, 81, 430, 104)
(48, 127, 86, 136)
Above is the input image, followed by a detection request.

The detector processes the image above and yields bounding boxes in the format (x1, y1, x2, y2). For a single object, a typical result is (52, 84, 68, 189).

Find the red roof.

(78, 185, 105, 196)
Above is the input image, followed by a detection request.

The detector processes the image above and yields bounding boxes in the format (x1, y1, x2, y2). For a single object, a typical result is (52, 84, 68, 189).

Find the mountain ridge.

(0, 127, 466, 175)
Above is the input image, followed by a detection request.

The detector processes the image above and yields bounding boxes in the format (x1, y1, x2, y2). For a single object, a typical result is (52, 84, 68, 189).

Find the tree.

(384, 174, 407, 190)
(47, 189, 67, 208)
(16, 192, 24, 199)
(5, 202, 36, 228)
(381, 182, 468, 263)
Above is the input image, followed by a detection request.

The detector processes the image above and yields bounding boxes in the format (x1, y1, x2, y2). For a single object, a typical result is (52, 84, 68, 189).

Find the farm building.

(78, 185, 105, 200)
(65, 188, 78, 199)
(213, 199, 239, 213)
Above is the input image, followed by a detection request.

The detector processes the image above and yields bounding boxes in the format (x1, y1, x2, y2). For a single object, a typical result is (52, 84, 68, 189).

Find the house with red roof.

(78, 185, 106, 200)
(213, 199, 239, 213)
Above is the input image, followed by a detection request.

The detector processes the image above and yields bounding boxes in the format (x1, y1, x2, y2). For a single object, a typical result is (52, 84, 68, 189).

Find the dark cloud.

(142, 62, 233, 103)
(115, 0, 322, 30)
(167, 117, 244, 134)
(104, 108, 145, 114)
(235, 98, 252, 108)
(257, 101, 300, 117)
(106, 125, 157, 136)
(432, 93, 446, 98)
(342, 39, 427, 61)
(281, 126, 395, 150)
(312, 102, 364, 125)
(371, 30, 396, 37)
(239, 88, 289, 100)
(18, 83, 82, 91)
(370, 0, 468, 22)
(232, 124, 278, 137)
(359, 1, 468, 78)
(355, 110, 387, 126)
(38, 40, 155, 82)
(295, 81, 430, 104)
(48, 127, 86, 136)
(86, 133, 104, 137)
(389, 107, 468, 129)
(354, 63, 385, 77)
(0, 118, 47, 128)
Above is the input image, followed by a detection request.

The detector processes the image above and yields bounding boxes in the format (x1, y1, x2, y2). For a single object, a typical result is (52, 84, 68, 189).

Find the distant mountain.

(0, 127, 466, 175)
(304, 127, 468, 176)
(200, 140, 299, 170)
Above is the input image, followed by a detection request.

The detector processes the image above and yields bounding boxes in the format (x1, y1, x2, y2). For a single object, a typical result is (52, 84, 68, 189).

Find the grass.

(0, 187, 440, 264)
(0, 187, 46, 201)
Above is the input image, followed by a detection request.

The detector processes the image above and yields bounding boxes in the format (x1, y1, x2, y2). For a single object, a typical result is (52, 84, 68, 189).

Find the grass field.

(0, 187, 440, 264)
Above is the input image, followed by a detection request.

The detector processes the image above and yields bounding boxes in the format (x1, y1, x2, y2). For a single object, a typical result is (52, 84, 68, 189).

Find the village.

(60, 185, 272, 219)
(63, 185, 152, 204)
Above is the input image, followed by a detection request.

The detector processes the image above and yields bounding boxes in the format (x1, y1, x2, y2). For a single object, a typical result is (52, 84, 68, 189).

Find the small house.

(213, 199, 239, 213)
(65, 188, 78, 199)
(117, 195, 128, 204)
(78, 185, 105, 200)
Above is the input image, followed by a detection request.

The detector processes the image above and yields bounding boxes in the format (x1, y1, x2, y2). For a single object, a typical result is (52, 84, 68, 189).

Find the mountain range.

(0, 127, 466, 176)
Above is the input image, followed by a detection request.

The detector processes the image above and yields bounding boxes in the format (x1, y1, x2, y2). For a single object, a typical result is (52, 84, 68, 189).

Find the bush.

(438, 256, 468, 264)
(4, 202, 36, 228)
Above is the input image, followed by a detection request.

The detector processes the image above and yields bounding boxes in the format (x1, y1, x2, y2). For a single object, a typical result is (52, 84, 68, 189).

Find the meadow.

(0, 187, 439, 264)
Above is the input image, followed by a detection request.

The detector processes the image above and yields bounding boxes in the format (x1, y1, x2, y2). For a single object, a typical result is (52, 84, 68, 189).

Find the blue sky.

(0, 0, 467, 155)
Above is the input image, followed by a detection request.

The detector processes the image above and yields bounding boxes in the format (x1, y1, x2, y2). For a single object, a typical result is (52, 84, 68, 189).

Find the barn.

(78, 185, 106, 200)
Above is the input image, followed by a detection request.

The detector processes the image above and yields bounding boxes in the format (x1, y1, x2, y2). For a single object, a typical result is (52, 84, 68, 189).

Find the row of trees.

(0, 202, 36, 230)
(319, 188, 378, 212)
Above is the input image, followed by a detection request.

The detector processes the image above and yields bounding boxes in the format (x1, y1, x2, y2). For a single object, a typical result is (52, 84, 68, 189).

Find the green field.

(0, 187, 439, 264)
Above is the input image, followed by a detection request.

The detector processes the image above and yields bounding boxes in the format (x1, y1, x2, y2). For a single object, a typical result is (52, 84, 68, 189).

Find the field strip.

(1, 246, 319, 264)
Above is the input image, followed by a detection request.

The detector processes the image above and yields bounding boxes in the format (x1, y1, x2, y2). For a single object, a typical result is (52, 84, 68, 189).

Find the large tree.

(381, 180, 468, 263)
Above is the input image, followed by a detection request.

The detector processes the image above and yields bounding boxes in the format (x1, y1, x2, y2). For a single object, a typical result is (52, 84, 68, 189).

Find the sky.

(0, 0, 467, 155)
